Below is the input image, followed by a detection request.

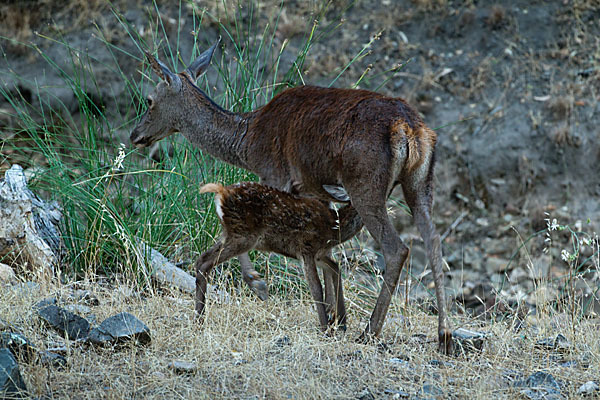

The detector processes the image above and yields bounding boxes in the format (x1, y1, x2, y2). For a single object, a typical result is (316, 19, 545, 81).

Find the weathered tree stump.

(0, 164, 62, 279)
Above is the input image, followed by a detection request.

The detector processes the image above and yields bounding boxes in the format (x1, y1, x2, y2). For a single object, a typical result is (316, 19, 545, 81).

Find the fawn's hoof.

(438, 329, 454, 355)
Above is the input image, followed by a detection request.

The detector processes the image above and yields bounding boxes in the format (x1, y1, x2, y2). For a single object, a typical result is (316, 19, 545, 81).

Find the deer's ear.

(186, 38, 220, 80)
(144, 51, 182, 90)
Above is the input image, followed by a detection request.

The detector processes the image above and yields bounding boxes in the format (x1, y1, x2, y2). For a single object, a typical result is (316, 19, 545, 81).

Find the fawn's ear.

(144, 51, 182, 90)
(186, 38, 220, 80)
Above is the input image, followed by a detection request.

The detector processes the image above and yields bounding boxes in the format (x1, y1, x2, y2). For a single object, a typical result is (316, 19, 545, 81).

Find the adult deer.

(196, 181, 363, 331)
(130, 42, 453, 353)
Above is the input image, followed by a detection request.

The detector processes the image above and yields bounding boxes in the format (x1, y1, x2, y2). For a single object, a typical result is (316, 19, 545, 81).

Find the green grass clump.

(0, 0, 382, 294)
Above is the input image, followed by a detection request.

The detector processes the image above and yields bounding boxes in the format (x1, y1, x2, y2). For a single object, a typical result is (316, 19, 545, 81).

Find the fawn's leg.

(301, 256, 329, 331)
(239, 253, 268, 301)
(320, 256, 347, 330)
(321, 260, 335, 316)
(195, 235, 255, 321)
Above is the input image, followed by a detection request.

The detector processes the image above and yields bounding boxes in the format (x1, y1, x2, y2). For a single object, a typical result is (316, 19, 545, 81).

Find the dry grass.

(1, 270, 599, 399)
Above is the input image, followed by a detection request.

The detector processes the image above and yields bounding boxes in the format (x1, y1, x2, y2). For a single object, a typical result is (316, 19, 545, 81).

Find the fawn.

(131, 42, 453, 352)
(196, 181, 363, 331)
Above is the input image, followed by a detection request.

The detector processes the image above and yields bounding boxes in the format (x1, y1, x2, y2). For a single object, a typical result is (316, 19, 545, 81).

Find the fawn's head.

(130, 41, 219, 147)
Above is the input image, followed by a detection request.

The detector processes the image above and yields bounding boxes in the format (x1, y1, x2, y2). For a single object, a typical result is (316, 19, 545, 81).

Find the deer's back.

(245, 86, 436, 197)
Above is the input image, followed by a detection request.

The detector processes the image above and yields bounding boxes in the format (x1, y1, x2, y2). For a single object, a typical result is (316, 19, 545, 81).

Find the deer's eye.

(146, 98, 153, 108)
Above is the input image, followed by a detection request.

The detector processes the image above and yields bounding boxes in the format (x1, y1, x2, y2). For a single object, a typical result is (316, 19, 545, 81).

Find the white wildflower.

(113, 143, 126, 171)
(561, 249, 570, 262)
(549, 219, 559, 231)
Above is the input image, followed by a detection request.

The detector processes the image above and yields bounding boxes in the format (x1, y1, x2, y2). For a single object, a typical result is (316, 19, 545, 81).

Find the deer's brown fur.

(131, 43, 453, 353)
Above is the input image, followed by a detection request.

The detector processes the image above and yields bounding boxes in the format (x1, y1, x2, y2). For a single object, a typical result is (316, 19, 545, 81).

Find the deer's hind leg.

(195, 235, 257, 321)
(342, 170, 410, 341)
(401, 154, 453, 354)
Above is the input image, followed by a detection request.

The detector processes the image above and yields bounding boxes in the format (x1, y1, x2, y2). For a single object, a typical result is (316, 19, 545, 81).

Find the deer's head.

(130, 41, 219, 147)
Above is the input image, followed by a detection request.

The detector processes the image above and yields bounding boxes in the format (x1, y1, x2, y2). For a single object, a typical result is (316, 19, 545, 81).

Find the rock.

(10, 281, 40, 297)
(383, 388, 410, 398)
(64, 304, 92, 315)
(0, 332, 36, 362)
(0, 263, 17, 285)
(514, 371, 564, 400)
(416, 382, 444, 400)
(357, 388, 375, 400)
(0, 348, 27, 398)
(388, 357, 410, 368)
(485, 256, 511, 274)
(529, 255, 551, 280)
(87, 312, 151, 346)
(37, 305, 90, 340)
(577, 381, 599, 396)
(452, 328, 488, 355)
(39, 350, 67, 369)
(65, 289, 100, 306)
(274, 336, 291, 347)
(429, 359, 454, 368)
(33, 297, 57, 311)
(0, 164, 62, 279)
(169, 360, 197, 375)
(535, 334, 571, 352)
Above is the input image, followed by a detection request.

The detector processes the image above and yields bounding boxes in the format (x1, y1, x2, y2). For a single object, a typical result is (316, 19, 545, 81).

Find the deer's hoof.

(438, 329, 454, 355)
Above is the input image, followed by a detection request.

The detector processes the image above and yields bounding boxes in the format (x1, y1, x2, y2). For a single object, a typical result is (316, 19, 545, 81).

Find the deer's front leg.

(239, 253, 268, 301)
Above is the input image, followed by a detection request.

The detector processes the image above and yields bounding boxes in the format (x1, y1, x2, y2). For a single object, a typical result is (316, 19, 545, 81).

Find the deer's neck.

(177, 81, 253, 169)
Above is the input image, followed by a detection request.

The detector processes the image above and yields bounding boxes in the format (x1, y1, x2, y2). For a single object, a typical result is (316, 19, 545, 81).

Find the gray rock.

(0, 348, 27, 398)
(39, 350, 67, 369)
(486, 256, 511, 274)
(0, 332, 36, 362)
(356, 388, 375, 400)
(388, 357, 410, 368)
(577, 381, 599, 396)
(535, 334, 571, 352)
(10, 281, 40, 297)
(415, 382, 444, 400)
(33, 297, 57, 311)
(67, 289, 100, 306)
(383, 388, 409, 398)
(514, 372, 564, 400)
(452, 328, 489, 355)
(429, 359, 454, 368)
(274, 336, 291, 347)
(169, 360, 197, 375)
(37, 305, 90, 340)
(64, 304, 92, 315)
(87, 312, 150, 346)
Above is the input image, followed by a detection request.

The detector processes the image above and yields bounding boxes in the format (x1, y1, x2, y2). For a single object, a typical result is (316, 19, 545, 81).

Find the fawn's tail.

(200, 183, 228, 220)
(200, 183, 227, 195)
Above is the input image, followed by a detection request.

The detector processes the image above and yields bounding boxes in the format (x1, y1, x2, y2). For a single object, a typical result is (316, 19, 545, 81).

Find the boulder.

(87, 312, 150, 346)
